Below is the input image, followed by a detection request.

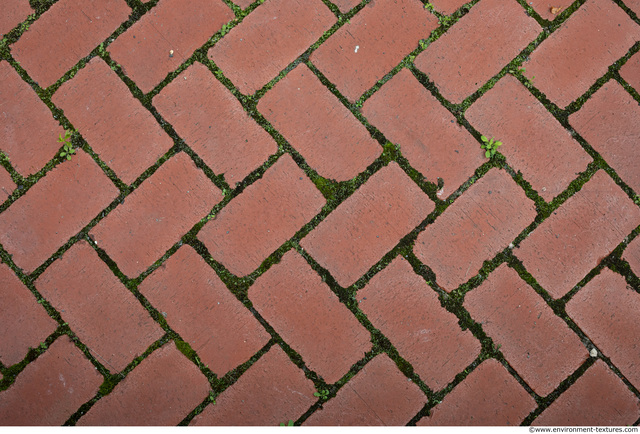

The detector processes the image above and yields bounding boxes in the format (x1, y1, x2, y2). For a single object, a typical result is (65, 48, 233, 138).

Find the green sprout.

(58, 130, 75, 160)
(313, 389, 330, 400)
(480, 136, 502, 159)
(279, 420, 294, 426)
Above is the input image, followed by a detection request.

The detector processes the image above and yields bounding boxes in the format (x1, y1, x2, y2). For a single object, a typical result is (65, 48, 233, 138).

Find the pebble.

(589, 348, 598, 357)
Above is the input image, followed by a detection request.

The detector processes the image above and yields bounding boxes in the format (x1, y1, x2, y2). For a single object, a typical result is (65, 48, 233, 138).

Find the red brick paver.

(362, 69, 485, 197)
(250, 250, 371, 383)
(523, 0, 640, 108)
(418, 359, 536, 426)
(0, 0, 32, 36)
(0, 167, 16, 199)
(528, 0, 575, 20)
(624, 236, 640, 277)
(532, 360, 640, 426)
(304, 354, 427, 426)
(109, 0, 234, 94)
(358, 257, 480, 390)
(91, 152, 222, 278)
(11, 0, 130, 88)
(466, 75, 591, 201)
(0, 151, 119, 273)
(626, 0, 640, 16)
(415, 0, 540, 104)
(302, 163, 433, 287)
(415, 169, 536, 291)
(53, 58, 173, 185)
(139, 245, 270, 376)
(209, 0, 335, 95)
(0, 336, 103, 425)
(569, 81, 640, 194)
(465, 264, 587, 396)
(0, 61, 65, 177)
(154, 62, 277, 185)
(517, 171, 640, 299)
(79, 342, 210, 425)
(199, 155, 325, 277)
(192, 345, 316, 426)
(0, 263, 57, 366)
(258, 64, 380, 181)
(312, 0, 438, 102)
(566, 269, 640, 390)
(232, 0, 254, 8)
(620, 51, 640, 93)
(430, 0, 469, 15)
(36, 241, 163, 373)
(332, 0, 361, 13)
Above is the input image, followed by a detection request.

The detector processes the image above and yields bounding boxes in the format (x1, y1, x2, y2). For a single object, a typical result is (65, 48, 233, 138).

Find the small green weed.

(313, 389, 329, 400)
(58, 130, 75, 160)
(279, 420, 294, 426)
(220, 23, 233, 36)
(439, 15, 454, 26)
(480, 136, 502, 158)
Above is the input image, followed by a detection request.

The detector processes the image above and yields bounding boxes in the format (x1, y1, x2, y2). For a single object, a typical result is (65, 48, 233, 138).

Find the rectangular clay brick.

(139, 245, 270, 376)
(624, 236, 640, 277)
(626, 0, 640, 16)
(532, 360, 640, 426)
(523, 0, 640, 107)
(91, 152, 223, 278)
(465, 264, 587, 396)
(258, 64, 380, 181)
(109, 0, 234, 93)
(0, 151, 119, 273)
(466, 75, 591, 201)
(527, 0, 574, 20)
(415, 0, 540, 103)
(0, 61, 65, 176)
(0, 166, 16, 199)
(430, 0, 471, 15)
(192, 346, 316, 426)
(250, 251, 371, 383)
(0, 0, 32, 36)
(418, 360, 536, 426)
(199, 155, 325, 277)
(569, 81, 640, 194)
(415, 168, 536, 291)
(312, 0, 438, 102)
(53, 58, 174, 185)
(302, 163, 434, 287)
(566, 269, 640, 390)
(517, 171, 640, 298)
(362, 69, 484, 198)
(358, 257, 480, 389)
(209, 0, 335, 94)
(0, 336, 103, 425)
(36, 241, 164, 373)
(620, 51, 640, 94)
(303, 354, 427, 426)
(154, 62, 277, 186)
(332, 0, 361, 13)
(78, 342, 210, 425)
(0, 263, 57, 366)
(12, 0, 130, 88)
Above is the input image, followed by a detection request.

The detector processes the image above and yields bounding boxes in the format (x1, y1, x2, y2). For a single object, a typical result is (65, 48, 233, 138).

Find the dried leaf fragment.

(550, 6, 562, 14)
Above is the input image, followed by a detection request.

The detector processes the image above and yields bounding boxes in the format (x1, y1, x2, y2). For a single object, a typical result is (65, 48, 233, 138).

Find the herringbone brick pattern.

(1, 0, 639, 426)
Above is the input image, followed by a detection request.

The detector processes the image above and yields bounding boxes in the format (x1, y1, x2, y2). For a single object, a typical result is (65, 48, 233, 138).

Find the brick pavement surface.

(1, 0, 640, 426)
